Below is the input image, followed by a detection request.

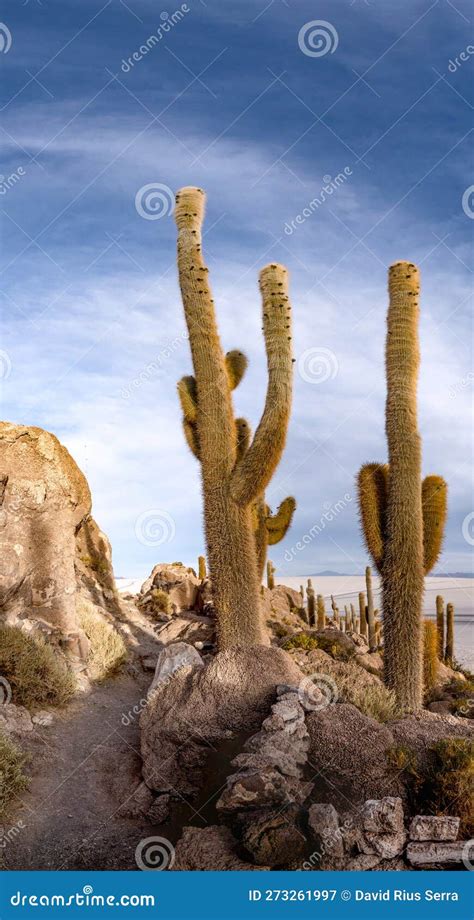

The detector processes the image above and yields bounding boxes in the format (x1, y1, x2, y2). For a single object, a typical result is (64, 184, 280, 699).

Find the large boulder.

(138, 563, 200, 615)
(0, 423, 91, 645)
(75, 515, 120, 616)
(140, 646, 305, 795)
(306, 703, 403, 807)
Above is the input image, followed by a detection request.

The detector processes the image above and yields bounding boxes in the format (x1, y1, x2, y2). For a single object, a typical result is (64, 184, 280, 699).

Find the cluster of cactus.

(175, 187, 295, 648)
(435, 595, 455, 664)
(357, 263, 447, 712)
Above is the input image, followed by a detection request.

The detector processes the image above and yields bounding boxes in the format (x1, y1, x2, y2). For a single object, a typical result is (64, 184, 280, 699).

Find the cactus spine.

(266, 560, 276, 590)
(198, 555, 207, 580)
(175, 187, 293, 648)
(357, 263, 447, 711)
(317, 594, 326, 630)
(445, 602, 454, 663)
(435, 595, 444, 660)
(423, 619, 439, 692)
(358, 591, 367, 639)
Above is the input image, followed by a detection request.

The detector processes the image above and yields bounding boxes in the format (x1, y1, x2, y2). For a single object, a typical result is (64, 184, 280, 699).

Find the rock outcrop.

(0, 423, 90, 648)
(140, 646, 305, 795)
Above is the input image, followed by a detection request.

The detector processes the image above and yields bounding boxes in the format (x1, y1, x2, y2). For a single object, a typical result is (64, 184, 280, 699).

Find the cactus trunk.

(365, 566, 377, 652)
(358, 591, 367, 639)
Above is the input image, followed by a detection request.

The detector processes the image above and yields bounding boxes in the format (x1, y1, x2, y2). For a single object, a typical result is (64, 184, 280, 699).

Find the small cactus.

(445, 602, 454, 663)
(307, 585, 316, 627)
(365, 566, 377, 652)
(435, 595, 444, 660)
(331, 594, 340, 626)
(198, 555, 207, 580)
(423, 619, 439, 692)
(358, 591, 367, 639)
(317, 594, 326, 630)
(266, 560, 276, 590)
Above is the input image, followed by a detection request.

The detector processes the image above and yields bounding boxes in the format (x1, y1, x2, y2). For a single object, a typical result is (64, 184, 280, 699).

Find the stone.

(216, 767, 299, 813)
(153, 614, 214, 646)
(75, 515, 121, 616)
(241, 806, 306, 867)
(0, 703, 33, 735)
(0, 423, 91, 639)
(361, 797, 406, 859)
(117, 781, 154, 818)
(139, 563, 200, 614)
(306, 703, 401, 806)
(172, 825, 267, 871)
(345, 853, 383, 870)
(308, 803, 344, 857)
(146, 794, 172, 824)
(140, 646, 305, 795)
(391, 710, 474, 777)
(32, 710, 53, 727)
(148, 642, 203, 698)
(406, 841, 466, 866)
(409, 815, 460, 842)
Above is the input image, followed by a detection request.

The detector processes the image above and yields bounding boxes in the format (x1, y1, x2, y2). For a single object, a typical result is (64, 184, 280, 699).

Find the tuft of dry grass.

(0, 625, 76, 709)
(427, 738, 473, 837)
(0, 731, 28, 819)
(350, 683, 401, 723)
(77, 598, 127, 682)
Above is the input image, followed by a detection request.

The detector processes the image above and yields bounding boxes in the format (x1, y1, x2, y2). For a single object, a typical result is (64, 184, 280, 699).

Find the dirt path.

(3, 608, 175, 870)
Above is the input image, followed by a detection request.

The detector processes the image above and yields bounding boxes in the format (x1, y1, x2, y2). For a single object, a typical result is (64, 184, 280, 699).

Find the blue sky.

(0, 0, 472, 578)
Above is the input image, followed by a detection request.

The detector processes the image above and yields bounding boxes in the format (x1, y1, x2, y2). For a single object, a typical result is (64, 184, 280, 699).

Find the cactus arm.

(357, 463, 389, 575)
(422, 475, 447, 574)
(182, 418, 200, 460)
(231, 263, 293, 505)
(177, 375, 198, 423)
(266, 496, 296, 545)
(175, 187, 236, 475)
(235, 418, 251, 463)
(445, 602, 454, 662)
(435, 594, 445, 660)
(225, 350, 248, 390)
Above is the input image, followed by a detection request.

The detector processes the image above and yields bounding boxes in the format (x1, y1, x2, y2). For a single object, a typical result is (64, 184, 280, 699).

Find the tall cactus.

(266, 560, 276, 590)
(357, 263, 447, 711)
(198, 555, 207, 580)
(175, 187, 294, 648)
(365, 566, 377, 652)
(307, 584, 316, 627)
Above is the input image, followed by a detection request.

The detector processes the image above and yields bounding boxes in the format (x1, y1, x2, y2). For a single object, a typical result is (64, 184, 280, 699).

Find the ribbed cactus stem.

(354, 617, 360, 633)
(436, 595, 445, 660)
(317, 594, 326, 630)
(423, 619, 439, 693)
(331, 594, 340, 626)
(350, 603, 356, 631)
(445, 602, 454, 663)
(267, 560, 276, 590)
(198, 555, 207, 580)
(366, 566, 377, 652)
(358, 591, 367, 639)
(175, 187, 293, 648)
(382, 262, 424, 709)
(340, 616, 346, 633)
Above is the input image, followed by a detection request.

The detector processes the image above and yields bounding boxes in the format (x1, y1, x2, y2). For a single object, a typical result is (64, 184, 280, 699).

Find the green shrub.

(0, 732, 28, 819)
(0, 625, 75, 709)
(427, 738, 473, 836)
(149, 588, 171, 617)
(78, 599, 127, 682)
(283, 633, 318, 651)
(350, 684, 401, 723)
